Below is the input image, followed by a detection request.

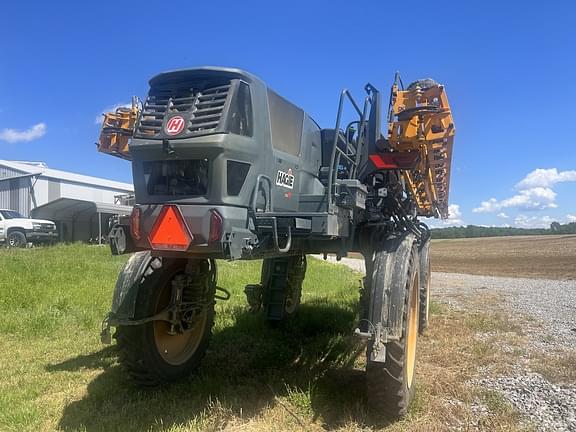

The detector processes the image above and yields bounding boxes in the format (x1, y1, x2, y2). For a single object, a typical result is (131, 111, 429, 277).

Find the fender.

(110, 251, 158, 320)
(366, 232, 417, 362)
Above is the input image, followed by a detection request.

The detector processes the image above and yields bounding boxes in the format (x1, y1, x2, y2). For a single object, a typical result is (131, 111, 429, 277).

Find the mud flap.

(101, 251, 158, 343)
(366, 232, 417, 363)
(110, 251, 159, 320)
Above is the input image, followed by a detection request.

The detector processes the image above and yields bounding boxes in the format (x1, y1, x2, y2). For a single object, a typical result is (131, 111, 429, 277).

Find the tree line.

(430, 222, 576, 239)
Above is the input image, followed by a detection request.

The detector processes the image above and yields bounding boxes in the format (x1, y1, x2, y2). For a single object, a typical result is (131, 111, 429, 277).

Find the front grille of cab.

(135, 81, 231, 138)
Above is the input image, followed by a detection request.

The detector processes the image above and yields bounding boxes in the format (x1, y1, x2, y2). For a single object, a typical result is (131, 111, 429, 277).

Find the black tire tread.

(407, 78, 439, 91)
(115, 259, 215, 387)
(366, 243, 419, 419)
(418, 238, 431, 334)
(7, 230, 27, 248)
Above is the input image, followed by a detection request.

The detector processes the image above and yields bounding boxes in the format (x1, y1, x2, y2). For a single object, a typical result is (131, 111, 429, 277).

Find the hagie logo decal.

(165, 116, 186, 135)
(276, 168, 295, 189)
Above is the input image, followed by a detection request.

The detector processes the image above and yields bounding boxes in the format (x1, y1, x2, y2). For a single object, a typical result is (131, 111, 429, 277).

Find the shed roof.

(0, 160, 133, 192)
(31, 198, 132, 221)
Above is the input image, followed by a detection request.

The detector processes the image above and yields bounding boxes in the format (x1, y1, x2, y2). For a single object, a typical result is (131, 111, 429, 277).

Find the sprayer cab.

(104, 67, 345, 259)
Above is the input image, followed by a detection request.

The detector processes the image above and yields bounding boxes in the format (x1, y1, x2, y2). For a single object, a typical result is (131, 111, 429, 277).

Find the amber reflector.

(208, 209, 223, 243)
(130, 206, 142, 240)
(148, 205, 193, 251)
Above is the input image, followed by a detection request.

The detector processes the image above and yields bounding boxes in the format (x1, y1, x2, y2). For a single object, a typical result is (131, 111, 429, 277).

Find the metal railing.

(326, 89, 373, 208)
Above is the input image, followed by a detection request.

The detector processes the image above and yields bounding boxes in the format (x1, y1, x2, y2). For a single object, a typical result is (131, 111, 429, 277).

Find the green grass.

(0, 245, 534, 432)
(0, 244, 363, 432)
(464, 313, 523, 334)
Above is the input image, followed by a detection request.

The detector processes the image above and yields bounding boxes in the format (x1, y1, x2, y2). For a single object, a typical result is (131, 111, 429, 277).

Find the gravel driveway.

(314, 255, 576, 432)
(432, 272, 576, 349)
(434, 272, 576, 432)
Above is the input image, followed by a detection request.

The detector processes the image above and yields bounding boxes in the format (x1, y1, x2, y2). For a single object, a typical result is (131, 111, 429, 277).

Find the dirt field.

(431, 235, 576, 280)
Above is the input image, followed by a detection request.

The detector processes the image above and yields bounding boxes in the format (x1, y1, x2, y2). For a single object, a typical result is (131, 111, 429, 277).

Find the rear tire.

(116, 258, 215, 387)
(418, 237, 431, 333)
(366, 243, 420, 419)
(7, 230, 27, 248)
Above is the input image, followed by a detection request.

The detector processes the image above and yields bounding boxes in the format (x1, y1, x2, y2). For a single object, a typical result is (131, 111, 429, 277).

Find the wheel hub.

(153, 267, 214, 366)
(154, 311, 208, 365)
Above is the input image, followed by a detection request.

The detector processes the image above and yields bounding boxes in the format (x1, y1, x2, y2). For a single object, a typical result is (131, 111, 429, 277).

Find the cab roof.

(149, 66, 262, 87)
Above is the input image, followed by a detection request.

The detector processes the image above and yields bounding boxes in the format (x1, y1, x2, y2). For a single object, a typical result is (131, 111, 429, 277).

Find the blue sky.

(1, 1, 575, 228)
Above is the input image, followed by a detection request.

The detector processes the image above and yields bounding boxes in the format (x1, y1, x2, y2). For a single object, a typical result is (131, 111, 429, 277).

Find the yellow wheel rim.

(406, 271, 419, 388)
(425, 262, 431, 323)
(153, 275, 208, 366)
(154, 311, 207, 366)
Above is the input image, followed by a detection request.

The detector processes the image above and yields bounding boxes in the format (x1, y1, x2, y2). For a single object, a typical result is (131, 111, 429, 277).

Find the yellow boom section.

(96, 99, 139, 161)
(387, 79, 455, 219)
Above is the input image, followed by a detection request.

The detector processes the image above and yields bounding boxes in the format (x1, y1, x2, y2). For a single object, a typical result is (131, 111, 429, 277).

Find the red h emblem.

(165, 116, 186, 135)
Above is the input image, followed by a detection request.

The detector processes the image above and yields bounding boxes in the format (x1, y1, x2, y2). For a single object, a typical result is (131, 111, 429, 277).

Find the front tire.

(116, 258, 215, 387)
(366, 243, 420, 419)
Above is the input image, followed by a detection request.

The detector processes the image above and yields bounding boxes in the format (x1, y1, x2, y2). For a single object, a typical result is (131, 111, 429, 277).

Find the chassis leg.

(245, 255, 307, 322)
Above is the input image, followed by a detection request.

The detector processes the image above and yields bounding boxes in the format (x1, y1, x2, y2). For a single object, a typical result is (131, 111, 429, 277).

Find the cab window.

(268, 89, 304, 156)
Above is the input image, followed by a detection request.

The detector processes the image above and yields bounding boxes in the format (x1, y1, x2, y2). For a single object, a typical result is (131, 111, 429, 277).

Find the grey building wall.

(48, 179, 61, 201)
(0, 173, 32, 217)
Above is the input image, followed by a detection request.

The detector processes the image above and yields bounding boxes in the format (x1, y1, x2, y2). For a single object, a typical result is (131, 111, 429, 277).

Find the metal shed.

(0, 160, 134, 242)
(31, 198, 133, 244)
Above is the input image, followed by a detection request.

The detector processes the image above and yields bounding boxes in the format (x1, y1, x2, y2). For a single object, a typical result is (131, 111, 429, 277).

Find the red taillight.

(208, 209, 223, 243)
(148, 205, 193, 251)
(130, 206, 142, 241)
(369, 152, 420, 170)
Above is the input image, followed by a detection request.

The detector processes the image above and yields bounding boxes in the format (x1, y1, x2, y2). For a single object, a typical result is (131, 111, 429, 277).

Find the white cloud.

(94, 102, 132, 124)
(516, 168, 576, 190)
(474, 167, 576, 214)
(473, 187, 557, 213)
(513, 215, 556, 229)
(567, 214, 576, 223)
(446, 204, 463, 224)
(0, 123, 47, 143)
(425, 204, 464, 227)
(497, 212, 509, 219)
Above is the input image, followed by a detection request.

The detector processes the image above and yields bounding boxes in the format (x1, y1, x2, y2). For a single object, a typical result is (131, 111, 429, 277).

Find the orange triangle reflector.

(148, 205, 193, 251)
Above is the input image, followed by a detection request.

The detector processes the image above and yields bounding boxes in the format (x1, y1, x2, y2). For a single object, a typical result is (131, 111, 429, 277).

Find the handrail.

(272, 219, 291, 253)
(326, 90, 371, 208)
(250, 174, 291, 253)
(351, 96, 370, 179)
(250, 174, 273, 214)
(335, 147, 356, 164)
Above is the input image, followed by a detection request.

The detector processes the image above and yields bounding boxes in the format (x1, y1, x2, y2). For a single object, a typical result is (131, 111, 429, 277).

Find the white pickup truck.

(0, 209, 58, 247)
